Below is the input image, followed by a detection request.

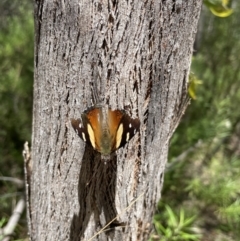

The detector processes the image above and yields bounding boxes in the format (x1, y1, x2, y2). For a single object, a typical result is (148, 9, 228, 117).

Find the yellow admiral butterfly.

(71, 106, 140, 155)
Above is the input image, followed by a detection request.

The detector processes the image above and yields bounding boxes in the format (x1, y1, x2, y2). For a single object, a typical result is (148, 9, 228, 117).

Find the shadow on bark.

(70, 146, 123, 240)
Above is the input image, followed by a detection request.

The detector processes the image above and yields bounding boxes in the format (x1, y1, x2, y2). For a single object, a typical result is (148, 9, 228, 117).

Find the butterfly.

(71, 106, 140, 155)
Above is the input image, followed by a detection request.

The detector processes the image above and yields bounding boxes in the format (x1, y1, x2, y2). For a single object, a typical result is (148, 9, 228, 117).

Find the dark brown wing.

(70, 118, 90, 144)
(115, 113, 140, 150)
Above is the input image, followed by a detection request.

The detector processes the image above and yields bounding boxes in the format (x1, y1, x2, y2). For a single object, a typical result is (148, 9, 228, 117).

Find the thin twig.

(23, 141, 32, 237)
(0, 192, 23, 199)
(0, 177, 24, 187)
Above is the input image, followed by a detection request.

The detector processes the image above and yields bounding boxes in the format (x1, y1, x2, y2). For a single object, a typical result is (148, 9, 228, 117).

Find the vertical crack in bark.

(34, 0, 44, 68)
(132, 156, 141, 195)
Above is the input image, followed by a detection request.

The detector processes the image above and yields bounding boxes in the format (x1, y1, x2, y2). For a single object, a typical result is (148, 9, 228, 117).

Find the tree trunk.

(29, 0, 202, 240)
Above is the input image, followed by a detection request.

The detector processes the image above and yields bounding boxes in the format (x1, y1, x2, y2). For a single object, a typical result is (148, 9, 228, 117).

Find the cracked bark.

(29, 0, 202, 240)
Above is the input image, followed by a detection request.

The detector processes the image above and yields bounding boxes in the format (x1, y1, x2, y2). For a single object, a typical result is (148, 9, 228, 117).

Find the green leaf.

(204, 0, 233, 17)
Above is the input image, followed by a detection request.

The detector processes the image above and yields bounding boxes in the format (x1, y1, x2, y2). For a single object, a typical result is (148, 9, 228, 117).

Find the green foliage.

(170, 1, 240, 158)
(188, 72, 202, 100)
(0, 0, 32, 29)
(204, 0, 233, 17)
(151, 205, 200, 241)
(0, 217, 7, 228)
(0, 7, 34, 177)
(154, 2, 240, 241)
(0, 3, 33, 240)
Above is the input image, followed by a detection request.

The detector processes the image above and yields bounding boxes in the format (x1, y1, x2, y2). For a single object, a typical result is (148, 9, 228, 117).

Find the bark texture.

(30, 0, 202, 240)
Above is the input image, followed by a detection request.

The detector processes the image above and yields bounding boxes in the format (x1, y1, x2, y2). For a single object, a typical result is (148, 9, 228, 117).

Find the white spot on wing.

(126, 132, 130, 142)
(82, 132, 86, 142)
(129, 123, 132, 128)
(79, 123, 82, 128)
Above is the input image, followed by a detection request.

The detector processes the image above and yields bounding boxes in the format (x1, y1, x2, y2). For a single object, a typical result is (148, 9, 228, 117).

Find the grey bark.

(29, 0, 202, 240)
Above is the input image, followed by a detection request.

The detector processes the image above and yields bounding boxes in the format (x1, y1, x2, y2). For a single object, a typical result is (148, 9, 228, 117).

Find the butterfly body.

(71, 106, 140, 155)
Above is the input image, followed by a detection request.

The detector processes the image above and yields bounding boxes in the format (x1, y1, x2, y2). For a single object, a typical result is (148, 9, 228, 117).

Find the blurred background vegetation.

(0, 0, 33, 239)
(0, 0, 239, 240)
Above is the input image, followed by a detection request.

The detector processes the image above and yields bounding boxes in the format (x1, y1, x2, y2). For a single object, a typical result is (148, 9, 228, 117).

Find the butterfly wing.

(116, 113, 140, 150)
(71, 108, 102, 152)
(108, 109, 125, 152)
(82, 108, 102, 151)
(70, 118, 90, 144)
(108, 110, 140, 151)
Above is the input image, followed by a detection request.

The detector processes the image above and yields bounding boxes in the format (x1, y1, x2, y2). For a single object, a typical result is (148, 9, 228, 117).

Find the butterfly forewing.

(70, 118, 90, 143)
(108, 109, 124, 150)
(116, 114, 140, 149)
(83, 108, 102, 151)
